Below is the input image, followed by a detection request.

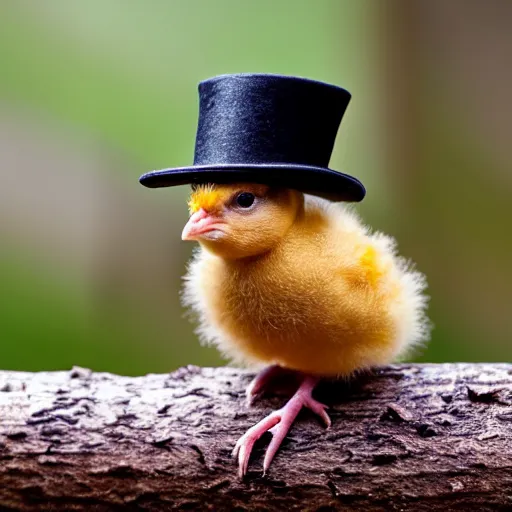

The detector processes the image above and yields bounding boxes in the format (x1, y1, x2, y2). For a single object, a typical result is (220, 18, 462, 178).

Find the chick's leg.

(246, 365, 301, 405)
(233, 375, 330, 477)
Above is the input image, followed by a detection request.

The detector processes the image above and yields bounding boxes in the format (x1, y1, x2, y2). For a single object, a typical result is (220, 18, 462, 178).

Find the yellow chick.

(181, 182, 430, 477)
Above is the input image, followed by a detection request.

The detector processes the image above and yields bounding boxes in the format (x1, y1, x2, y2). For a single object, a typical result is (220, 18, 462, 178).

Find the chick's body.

(183, 194, 428, 378)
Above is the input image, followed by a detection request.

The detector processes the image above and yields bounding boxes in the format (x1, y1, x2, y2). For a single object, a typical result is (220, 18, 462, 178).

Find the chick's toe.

(234, 376, 330, 478)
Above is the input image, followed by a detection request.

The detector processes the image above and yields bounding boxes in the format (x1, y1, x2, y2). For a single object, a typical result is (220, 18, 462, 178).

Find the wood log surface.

(1, 363, 511, 511)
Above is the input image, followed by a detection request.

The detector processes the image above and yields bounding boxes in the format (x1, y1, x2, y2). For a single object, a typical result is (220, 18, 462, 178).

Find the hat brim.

(139, 164, 365, 202)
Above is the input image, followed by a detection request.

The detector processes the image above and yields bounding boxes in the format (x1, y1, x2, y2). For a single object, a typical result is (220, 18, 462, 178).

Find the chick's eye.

(235, 192, 255, 208)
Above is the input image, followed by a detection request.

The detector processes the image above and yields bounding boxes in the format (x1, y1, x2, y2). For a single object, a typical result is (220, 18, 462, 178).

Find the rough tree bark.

(0, 364, 511, 511)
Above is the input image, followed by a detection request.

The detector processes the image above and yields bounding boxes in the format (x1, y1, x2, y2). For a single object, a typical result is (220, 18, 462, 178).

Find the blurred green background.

(1, 1, 511, 375)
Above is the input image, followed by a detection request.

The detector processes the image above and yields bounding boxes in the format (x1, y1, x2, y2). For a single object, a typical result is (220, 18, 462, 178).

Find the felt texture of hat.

(139, 73, 366, 202)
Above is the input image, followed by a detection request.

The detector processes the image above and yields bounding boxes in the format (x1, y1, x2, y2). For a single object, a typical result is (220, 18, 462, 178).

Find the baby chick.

(181, 182, 430, 477)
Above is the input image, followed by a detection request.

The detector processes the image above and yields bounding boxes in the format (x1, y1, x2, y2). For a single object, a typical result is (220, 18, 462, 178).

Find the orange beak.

(182, 208, 225, 241)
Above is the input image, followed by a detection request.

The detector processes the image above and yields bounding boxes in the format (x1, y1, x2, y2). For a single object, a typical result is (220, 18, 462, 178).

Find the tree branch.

(1, 364, 511, 511)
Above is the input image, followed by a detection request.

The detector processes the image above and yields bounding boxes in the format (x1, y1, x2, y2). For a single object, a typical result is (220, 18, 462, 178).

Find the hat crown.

(193, 74, 351, 169)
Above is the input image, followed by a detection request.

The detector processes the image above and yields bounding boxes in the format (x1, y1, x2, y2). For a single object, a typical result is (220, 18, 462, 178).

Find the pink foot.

(245, 365, 300, 406)
(233, 376, 330, 477)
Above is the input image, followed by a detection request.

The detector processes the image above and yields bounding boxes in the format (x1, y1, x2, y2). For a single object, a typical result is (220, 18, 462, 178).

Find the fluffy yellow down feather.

(182, 185, 430, 377)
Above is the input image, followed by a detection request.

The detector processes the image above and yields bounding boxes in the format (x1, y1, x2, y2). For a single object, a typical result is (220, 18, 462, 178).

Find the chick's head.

(182, 183, 303, 259)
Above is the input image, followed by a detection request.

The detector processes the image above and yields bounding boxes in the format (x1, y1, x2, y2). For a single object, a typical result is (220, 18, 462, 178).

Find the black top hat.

(139, 73, 365, 202)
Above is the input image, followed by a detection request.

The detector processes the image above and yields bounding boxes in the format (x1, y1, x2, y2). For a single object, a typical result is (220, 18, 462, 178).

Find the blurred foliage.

(1, 1, 510, 375)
